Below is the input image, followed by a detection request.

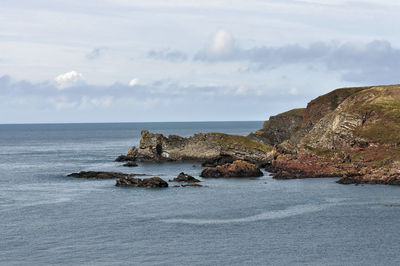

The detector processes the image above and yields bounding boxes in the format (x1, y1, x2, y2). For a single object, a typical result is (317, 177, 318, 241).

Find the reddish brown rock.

(201, 160, 263, 178)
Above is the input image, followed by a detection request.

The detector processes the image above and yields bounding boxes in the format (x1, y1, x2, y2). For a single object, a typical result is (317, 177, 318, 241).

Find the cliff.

(248, 108, 305, 145)
(267, 84, 400, 185)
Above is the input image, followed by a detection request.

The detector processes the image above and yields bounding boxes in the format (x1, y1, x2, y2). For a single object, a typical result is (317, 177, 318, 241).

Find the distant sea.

(1, 122, 400, 265)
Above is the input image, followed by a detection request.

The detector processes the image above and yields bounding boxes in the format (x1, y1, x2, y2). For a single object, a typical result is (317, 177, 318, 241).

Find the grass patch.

(355, 97, 400, 144)
(215, 133, 273, 152)
(304, 145, 335, 157)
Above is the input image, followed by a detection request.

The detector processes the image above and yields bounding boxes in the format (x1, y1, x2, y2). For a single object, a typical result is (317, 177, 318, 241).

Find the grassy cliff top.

(276, 108, 306, 117)
(353, 85, 400, 144)
(214, 133, 273, 152)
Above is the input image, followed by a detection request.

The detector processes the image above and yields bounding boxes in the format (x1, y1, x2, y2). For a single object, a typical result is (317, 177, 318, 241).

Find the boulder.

(169, 172, 200, 183)
(200, 160, 263, 178)
(116, 176, 168, 188)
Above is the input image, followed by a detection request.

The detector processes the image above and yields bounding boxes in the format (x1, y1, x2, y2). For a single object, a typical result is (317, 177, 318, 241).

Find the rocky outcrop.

(115, 155, 136, 162)
(266, 85, 400, 185)
(169, 172, 200, 183)
(201, 160, 263, 178)
(126, 130, 273, 164)
(116, 176, 168, 188)
(68, 171, 146, 179)
(248, 108, 305, 145)
(201, 154, 235, 167)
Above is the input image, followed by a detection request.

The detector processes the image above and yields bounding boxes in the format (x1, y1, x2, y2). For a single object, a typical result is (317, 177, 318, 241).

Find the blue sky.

(1, 0, 400, 123)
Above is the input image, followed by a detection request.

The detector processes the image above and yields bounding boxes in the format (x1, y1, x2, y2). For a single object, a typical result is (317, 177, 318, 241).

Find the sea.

(1, 122, 400, 266)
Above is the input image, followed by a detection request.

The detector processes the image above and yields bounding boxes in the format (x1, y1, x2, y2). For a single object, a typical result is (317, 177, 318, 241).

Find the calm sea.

(1, 122, 400, 265)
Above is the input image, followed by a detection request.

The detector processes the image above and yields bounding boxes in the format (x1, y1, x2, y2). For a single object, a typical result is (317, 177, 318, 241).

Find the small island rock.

(116, 176, 168, 188)
(169, 172, 200, 183)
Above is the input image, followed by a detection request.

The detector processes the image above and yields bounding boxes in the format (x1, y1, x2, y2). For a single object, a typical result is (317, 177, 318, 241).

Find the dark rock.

(116, 176, 168, 188)
(68, 171, 146, 179)
(200, 160, 263, 178)
(169, 172, 200, 183)
(115, 155, 136, 162)
(200, 167, 221, 178)
(201, 155, 236, 167)
(122, 162, 138, 167)
(181, 184, 203, 187)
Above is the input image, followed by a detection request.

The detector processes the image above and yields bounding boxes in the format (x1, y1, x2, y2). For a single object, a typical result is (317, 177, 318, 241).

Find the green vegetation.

(354, 88, 400, 144)
(312, 86, 369, 110)
(278, 108, 306, 117)
(304, 145, 335, 158)
(215, 133, 273, 152)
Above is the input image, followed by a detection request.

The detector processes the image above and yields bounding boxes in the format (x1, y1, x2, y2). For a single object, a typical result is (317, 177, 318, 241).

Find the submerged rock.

(68, 171, 145, 179)
(116, 176, 168, 188)
(201, 160, 263, 178)
(173, 184, 203, 188)
(122, 162, 138, 167)
(169, 172, 200, 183)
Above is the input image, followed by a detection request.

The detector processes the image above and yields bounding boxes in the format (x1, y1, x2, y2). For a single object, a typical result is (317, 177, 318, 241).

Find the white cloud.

(129, 78, 139, 87)
(54, 71, 85, 90)
(208, 29, 234, 56)
(289, 87, 298, 95)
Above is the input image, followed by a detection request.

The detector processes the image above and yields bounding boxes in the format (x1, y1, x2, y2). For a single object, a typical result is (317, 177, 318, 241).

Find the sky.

(1, 0, 400, 123)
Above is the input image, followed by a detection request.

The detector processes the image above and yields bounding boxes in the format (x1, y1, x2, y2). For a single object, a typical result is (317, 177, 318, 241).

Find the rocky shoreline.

(69, 84, 400, 187)
(116, 84, 400, 186)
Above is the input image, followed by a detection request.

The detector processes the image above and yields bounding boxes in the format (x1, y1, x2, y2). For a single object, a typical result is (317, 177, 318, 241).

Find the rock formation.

(115, 155, 136, 162)
(116, 176, 168, 188)
(200, 160, 263, 178)
(248, 108, 305, 145)
(124, 130, 273, 164)
(264, 85, 400, 185)
(169, 172, 200, 183)
(68, 171, 146, 179)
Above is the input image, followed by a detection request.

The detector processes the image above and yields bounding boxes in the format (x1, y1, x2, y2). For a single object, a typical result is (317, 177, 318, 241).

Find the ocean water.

(1, 122, 400, 266)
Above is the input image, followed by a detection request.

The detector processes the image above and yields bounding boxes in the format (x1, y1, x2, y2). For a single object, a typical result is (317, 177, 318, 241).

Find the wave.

(161, 203, 331, 225)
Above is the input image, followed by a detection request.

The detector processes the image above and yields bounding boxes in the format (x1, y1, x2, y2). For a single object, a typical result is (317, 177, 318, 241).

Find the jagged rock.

(125, 130, 273, 163)
(68, 171, 145, 179)
(115, 155, 136, 162)
(122, 162, 138, 167)
(116, 176, 168, 188)
(201, 160, 263, 178)
(169, 172, 200, 183)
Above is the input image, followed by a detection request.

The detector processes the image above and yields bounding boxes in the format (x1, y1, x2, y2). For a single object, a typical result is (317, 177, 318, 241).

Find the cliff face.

(269, 84, 400, 184)
(127, 130, 273, 163)
(248, 108, 305, 145)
